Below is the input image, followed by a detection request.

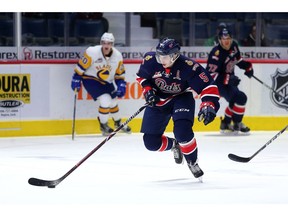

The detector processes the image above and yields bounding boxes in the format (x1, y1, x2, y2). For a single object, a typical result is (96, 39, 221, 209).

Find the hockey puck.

(48, 185, 56, 188)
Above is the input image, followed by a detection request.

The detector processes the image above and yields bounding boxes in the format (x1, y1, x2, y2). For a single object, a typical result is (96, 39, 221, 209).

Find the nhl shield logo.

(271, 68, 288, 110)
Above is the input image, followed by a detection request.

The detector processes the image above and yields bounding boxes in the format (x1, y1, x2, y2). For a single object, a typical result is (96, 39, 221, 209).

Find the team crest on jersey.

(155, 78, 181, 93)
(271, 68, 288, 110)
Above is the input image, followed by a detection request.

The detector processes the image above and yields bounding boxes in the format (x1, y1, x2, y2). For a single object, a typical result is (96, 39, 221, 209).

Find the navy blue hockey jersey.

(206, 41, 252, 85)
(136, 51, 220, 111)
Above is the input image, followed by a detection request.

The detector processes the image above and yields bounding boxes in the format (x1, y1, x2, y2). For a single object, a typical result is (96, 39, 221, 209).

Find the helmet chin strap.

(157, 53, 180, 68)
(169, 53, 180, 65)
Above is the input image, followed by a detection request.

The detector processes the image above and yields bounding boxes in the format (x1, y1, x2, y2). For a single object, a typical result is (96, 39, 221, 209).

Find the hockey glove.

(228, 75, 241, 86)
(143, 87, 160, 106)
(244, 68, 254, 78)
(198, 102, 216, 125)
(116, 80, 127, 98)
(71, 73, 82, 92)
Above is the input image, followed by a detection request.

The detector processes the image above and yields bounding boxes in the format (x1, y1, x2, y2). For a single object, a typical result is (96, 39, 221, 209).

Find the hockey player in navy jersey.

(136, 38, 220, 180)
(206, 28, 253, 133)
(71, 32, 131, 136)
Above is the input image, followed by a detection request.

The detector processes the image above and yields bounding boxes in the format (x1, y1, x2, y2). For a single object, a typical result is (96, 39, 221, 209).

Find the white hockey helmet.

(101, 32, 115, 43)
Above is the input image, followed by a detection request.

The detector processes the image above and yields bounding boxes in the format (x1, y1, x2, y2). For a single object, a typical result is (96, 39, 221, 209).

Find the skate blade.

(220, 130, 250, 136)
(240, 130, 250, 135)
(220, 129, 236, 133)
(198, 176, 203, 183)
(220, 130, 240, 135)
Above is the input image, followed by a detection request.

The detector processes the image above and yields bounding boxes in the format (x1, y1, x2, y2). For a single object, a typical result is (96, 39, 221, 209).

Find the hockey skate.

(114, 119, 132, 134)
(220, 117, 234, 133)
(233, 122, 250, 133)
(171, 139, 183, 164)
(187, 160, 204, 181)
(98, 118, 113, 136)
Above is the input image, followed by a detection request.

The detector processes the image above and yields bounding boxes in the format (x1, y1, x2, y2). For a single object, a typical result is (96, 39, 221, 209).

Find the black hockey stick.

(228, 125, 288, 163)
(72, 89, 77, 141)
(28, 102, 149, 188)
(252, 75, 288, 103)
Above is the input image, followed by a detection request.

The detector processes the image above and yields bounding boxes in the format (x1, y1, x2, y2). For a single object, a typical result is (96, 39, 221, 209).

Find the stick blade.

(228, 153, 251, 163)
(28, 177, 58, 188)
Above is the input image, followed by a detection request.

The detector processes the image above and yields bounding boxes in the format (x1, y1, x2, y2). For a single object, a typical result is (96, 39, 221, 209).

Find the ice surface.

(0, 131, 287, 215)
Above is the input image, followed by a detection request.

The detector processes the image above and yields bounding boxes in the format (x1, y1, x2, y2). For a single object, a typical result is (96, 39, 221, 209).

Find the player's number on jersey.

(199, 72, 209, 83)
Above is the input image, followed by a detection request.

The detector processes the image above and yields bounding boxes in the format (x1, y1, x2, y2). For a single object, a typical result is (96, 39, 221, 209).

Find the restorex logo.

(271, 68, 288, 110)
(22, 48, 81, 60)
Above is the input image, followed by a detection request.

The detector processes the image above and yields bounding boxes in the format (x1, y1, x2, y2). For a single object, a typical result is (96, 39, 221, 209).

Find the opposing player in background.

(71, 32, 131, 136)
(206, 28, 253, 133)
(136, 38, 220, 180)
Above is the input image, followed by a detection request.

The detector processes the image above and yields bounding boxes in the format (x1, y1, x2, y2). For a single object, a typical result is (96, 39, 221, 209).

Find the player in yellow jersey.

(71, 32, 131, 135)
